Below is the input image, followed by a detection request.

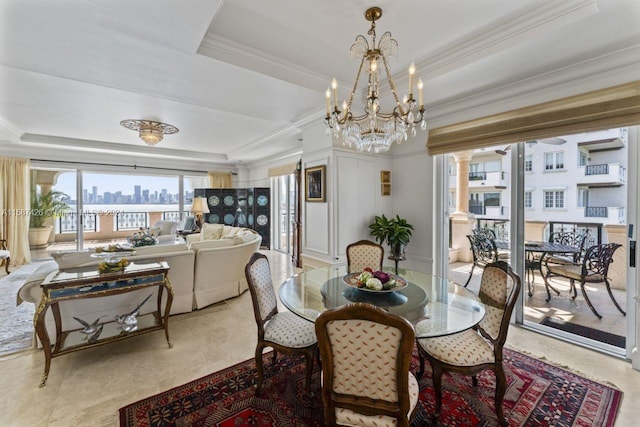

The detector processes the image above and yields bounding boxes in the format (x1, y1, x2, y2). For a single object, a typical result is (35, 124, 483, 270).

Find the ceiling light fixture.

(120, 119, 179, 146)
(325, 7, 426, 154)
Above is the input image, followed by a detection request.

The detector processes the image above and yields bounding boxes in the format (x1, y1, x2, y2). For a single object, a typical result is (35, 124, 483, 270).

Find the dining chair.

(346, 239, 384, 273)
(244, 252, 317, 392)
(416, 260, 521, 426)
(544, 243, 624, 319)
(0, 239, 10, 274)
(544, 230, 592, 267)
(464, 233, 500, 287)
(315, 302, 419, 427)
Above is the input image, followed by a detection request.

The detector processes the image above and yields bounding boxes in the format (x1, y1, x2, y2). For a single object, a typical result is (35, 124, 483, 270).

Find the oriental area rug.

(119, 348, 621, 427)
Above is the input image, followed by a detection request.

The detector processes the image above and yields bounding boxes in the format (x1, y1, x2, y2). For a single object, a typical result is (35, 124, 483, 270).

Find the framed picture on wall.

(305, 165, 326, 202)
(381, 183, 391, 196)
(380, 170, 391, 183)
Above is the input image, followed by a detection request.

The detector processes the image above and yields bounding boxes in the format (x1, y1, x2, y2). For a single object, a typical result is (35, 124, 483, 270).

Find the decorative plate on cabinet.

(224, 214, 235, 224)
(257, 195, 268, 206)
(257, 214, 268, 226)
(208, 214, 220, 224)
(208, 195, 219, 206)
(223, 195, 235, 206)
(248, 195, 254, 206)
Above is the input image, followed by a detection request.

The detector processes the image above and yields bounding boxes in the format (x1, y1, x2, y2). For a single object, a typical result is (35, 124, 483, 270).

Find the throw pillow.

(201, 223, 224, 240)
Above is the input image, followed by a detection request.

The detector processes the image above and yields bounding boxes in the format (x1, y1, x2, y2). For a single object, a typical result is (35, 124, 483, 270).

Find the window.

(578, 151, 588, 166)
(524, 155, 532, 172)
(544, 190, 565, 209)
(524, 191, 533, 208)
(544, 152, 565, 170)
(483, 192, 500, 207)
(577, 187, 589, 208)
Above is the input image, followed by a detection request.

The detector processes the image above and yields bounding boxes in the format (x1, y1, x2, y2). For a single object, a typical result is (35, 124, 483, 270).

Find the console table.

(35, 261, 172, 387)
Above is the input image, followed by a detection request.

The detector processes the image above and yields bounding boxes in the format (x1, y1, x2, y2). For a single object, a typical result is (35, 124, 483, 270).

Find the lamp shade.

(191, 197, 209, 214)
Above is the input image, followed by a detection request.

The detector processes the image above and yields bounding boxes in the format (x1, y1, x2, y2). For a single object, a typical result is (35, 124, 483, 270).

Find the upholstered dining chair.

(0, 239, 10, 274)
(346, 239, 384, 273)
(315, 302, 419, 427)
(244, 252, 317, 392)
(416, 261, 521, 426)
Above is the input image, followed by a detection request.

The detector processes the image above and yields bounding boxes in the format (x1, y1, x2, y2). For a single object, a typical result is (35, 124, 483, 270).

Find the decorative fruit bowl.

(92, 245, 136, 263)
(342, 268, 408, 293)
(97, 258, 130, 273)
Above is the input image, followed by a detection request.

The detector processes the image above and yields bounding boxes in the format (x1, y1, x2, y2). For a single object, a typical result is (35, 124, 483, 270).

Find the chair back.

(467, 234, 499, 266)
(315, 303, 416, 425)
(549, 230, 593, 262)
(582, 243, 621, 279)
(346, 239, 384, 273)
(473, 227, 497, 241)
(244, 253, 278, 337)
(476, 261, 521, 359)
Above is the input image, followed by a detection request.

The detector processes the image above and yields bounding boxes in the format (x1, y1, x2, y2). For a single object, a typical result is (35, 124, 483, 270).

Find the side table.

(35, 261, 172, 387)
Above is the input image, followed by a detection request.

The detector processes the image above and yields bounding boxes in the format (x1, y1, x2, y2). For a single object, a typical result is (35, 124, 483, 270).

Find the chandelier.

(120, 119, 179, 146)
(325, 7, 426, 153)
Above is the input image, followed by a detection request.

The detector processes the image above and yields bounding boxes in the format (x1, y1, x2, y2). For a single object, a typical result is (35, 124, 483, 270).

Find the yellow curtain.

(0, 156, 31, 265)
(208, 171, 233, 188)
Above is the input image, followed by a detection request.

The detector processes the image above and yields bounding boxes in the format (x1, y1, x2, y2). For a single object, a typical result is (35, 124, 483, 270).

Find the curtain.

(427, 81, 640, 155)
(0, 156, 31, 265)
(208, 171, 233, 188)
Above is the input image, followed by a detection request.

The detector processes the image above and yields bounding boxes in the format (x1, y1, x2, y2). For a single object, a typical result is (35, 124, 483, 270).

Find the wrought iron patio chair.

(544, 243, 624, 319)
(464, 234, 500, 287)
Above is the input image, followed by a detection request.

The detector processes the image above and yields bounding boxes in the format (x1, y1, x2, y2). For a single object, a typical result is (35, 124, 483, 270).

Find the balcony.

(450, 171, 508, 189)
(582, 206, 625, 225)
(576, 163, 626, 187)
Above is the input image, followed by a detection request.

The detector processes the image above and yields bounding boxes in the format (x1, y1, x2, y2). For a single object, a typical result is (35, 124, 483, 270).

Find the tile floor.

(0, 251, 638, 426)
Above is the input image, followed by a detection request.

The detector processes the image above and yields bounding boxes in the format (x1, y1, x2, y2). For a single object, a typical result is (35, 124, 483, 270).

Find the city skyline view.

(54, 172, 194, 204)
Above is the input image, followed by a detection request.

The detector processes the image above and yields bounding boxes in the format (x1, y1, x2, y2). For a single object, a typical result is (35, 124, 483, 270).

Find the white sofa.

(18, 226, 261, 345)
(186, 226, 262, 308)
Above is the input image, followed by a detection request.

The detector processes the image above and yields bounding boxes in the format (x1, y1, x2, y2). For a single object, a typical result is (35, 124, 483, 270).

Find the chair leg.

(494, 365, 508, 427)
(472, 375, 478, 386)
(604, 278, 626, 316)
(464, 264, 475, 288)
(416, 347, 425, 379)
(4, 257, 9, 274)
(579, 280, 602, 319)
(542, 270, 552, 302)
(432, 364, 444, 418)
(255, 345, 265, 391)
(570, 279, 577, 299)
(304, 349, 314, 391)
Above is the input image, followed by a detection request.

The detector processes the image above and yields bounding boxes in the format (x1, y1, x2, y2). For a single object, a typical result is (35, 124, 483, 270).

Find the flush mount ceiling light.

(120, 119, 179, 146)
(325, 7, 426, 154)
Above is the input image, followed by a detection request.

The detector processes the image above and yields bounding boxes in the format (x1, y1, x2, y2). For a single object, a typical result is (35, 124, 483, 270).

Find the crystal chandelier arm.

(339, 56, 367, 124)
(381, 55, 406, 116)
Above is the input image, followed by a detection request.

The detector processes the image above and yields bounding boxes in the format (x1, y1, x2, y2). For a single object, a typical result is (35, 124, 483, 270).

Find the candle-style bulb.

(331, 78, 337, 90)
(417, 78, 424, 108)
(370, 58, 378, 72)
(409, 62, 416, 76)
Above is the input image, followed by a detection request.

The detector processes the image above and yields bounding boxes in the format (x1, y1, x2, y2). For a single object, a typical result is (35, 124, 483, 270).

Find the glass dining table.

(278, 266, 486, 339)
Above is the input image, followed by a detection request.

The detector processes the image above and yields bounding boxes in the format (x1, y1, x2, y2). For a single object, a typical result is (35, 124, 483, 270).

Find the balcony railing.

(469, 205, 485, 215)
(475, 218, 510, 242)
(585, 206, 608, 218)
(115, 212, 148, 230)
(585, 164, 609, 175)
(57, 212, 98, 233)
(162, 211, 181, 222)
(468, 171, 486, 181)
(578, 163, 625, 186)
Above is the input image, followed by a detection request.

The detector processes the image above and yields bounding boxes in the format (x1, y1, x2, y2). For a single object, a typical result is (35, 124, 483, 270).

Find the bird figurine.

(73, 316, 104, 335)
(115, 293, 153, 331)
(86, 324, 104, 344)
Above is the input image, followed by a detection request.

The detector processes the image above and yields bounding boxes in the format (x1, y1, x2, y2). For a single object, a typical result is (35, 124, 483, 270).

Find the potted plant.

(28, 189, 70, 248)
(368, 214, 414, 259)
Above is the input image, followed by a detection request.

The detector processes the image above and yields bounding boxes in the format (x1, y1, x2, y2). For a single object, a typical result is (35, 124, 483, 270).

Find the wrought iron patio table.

(279, 266, 485, 339)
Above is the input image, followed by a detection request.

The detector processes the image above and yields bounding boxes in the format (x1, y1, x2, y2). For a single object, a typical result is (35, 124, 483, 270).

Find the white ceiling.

(0, 0, 638, 169)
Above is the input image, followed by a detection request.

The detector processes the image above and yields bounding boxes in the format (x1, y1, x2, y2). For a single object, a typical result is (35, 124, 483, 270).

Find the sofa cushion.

(154, 220, 178, 236)
(134, 242, 189, 255)
(51, 250, 96, 270)
(232, 233, 258, 245)
(201, 223, 224, 240)
(189, 239, 235, 251)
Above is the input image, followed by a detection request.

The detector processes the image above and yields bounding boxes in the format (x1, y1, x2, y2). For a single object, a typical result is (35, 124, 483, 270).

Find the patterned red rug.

(119, 348, 621, 426)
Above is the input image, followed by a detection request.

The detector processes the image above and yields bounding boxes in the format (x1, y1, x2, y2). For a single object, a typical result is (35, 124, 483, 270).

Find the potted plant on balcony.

(28, 189, 70, 248)
(368, 214, 414, 259)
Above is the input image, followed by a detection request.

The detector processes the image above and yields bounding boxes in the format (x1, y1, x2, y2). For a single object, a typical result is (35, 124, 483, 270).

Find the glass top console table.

(35, 261, 173, 387)
(279, 266, 485, 339)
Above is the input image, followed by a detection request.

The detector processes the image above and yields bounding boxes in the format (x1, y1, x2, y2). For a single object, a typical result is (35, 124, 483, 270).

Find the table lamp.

(191, 197, 210, 231)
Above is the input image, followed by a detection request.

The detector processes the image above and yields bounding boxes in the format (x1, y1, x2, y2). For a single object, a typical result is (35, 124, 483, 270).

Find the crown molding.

(198, 34, 327, 90)
(20, 134, 228, 163)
